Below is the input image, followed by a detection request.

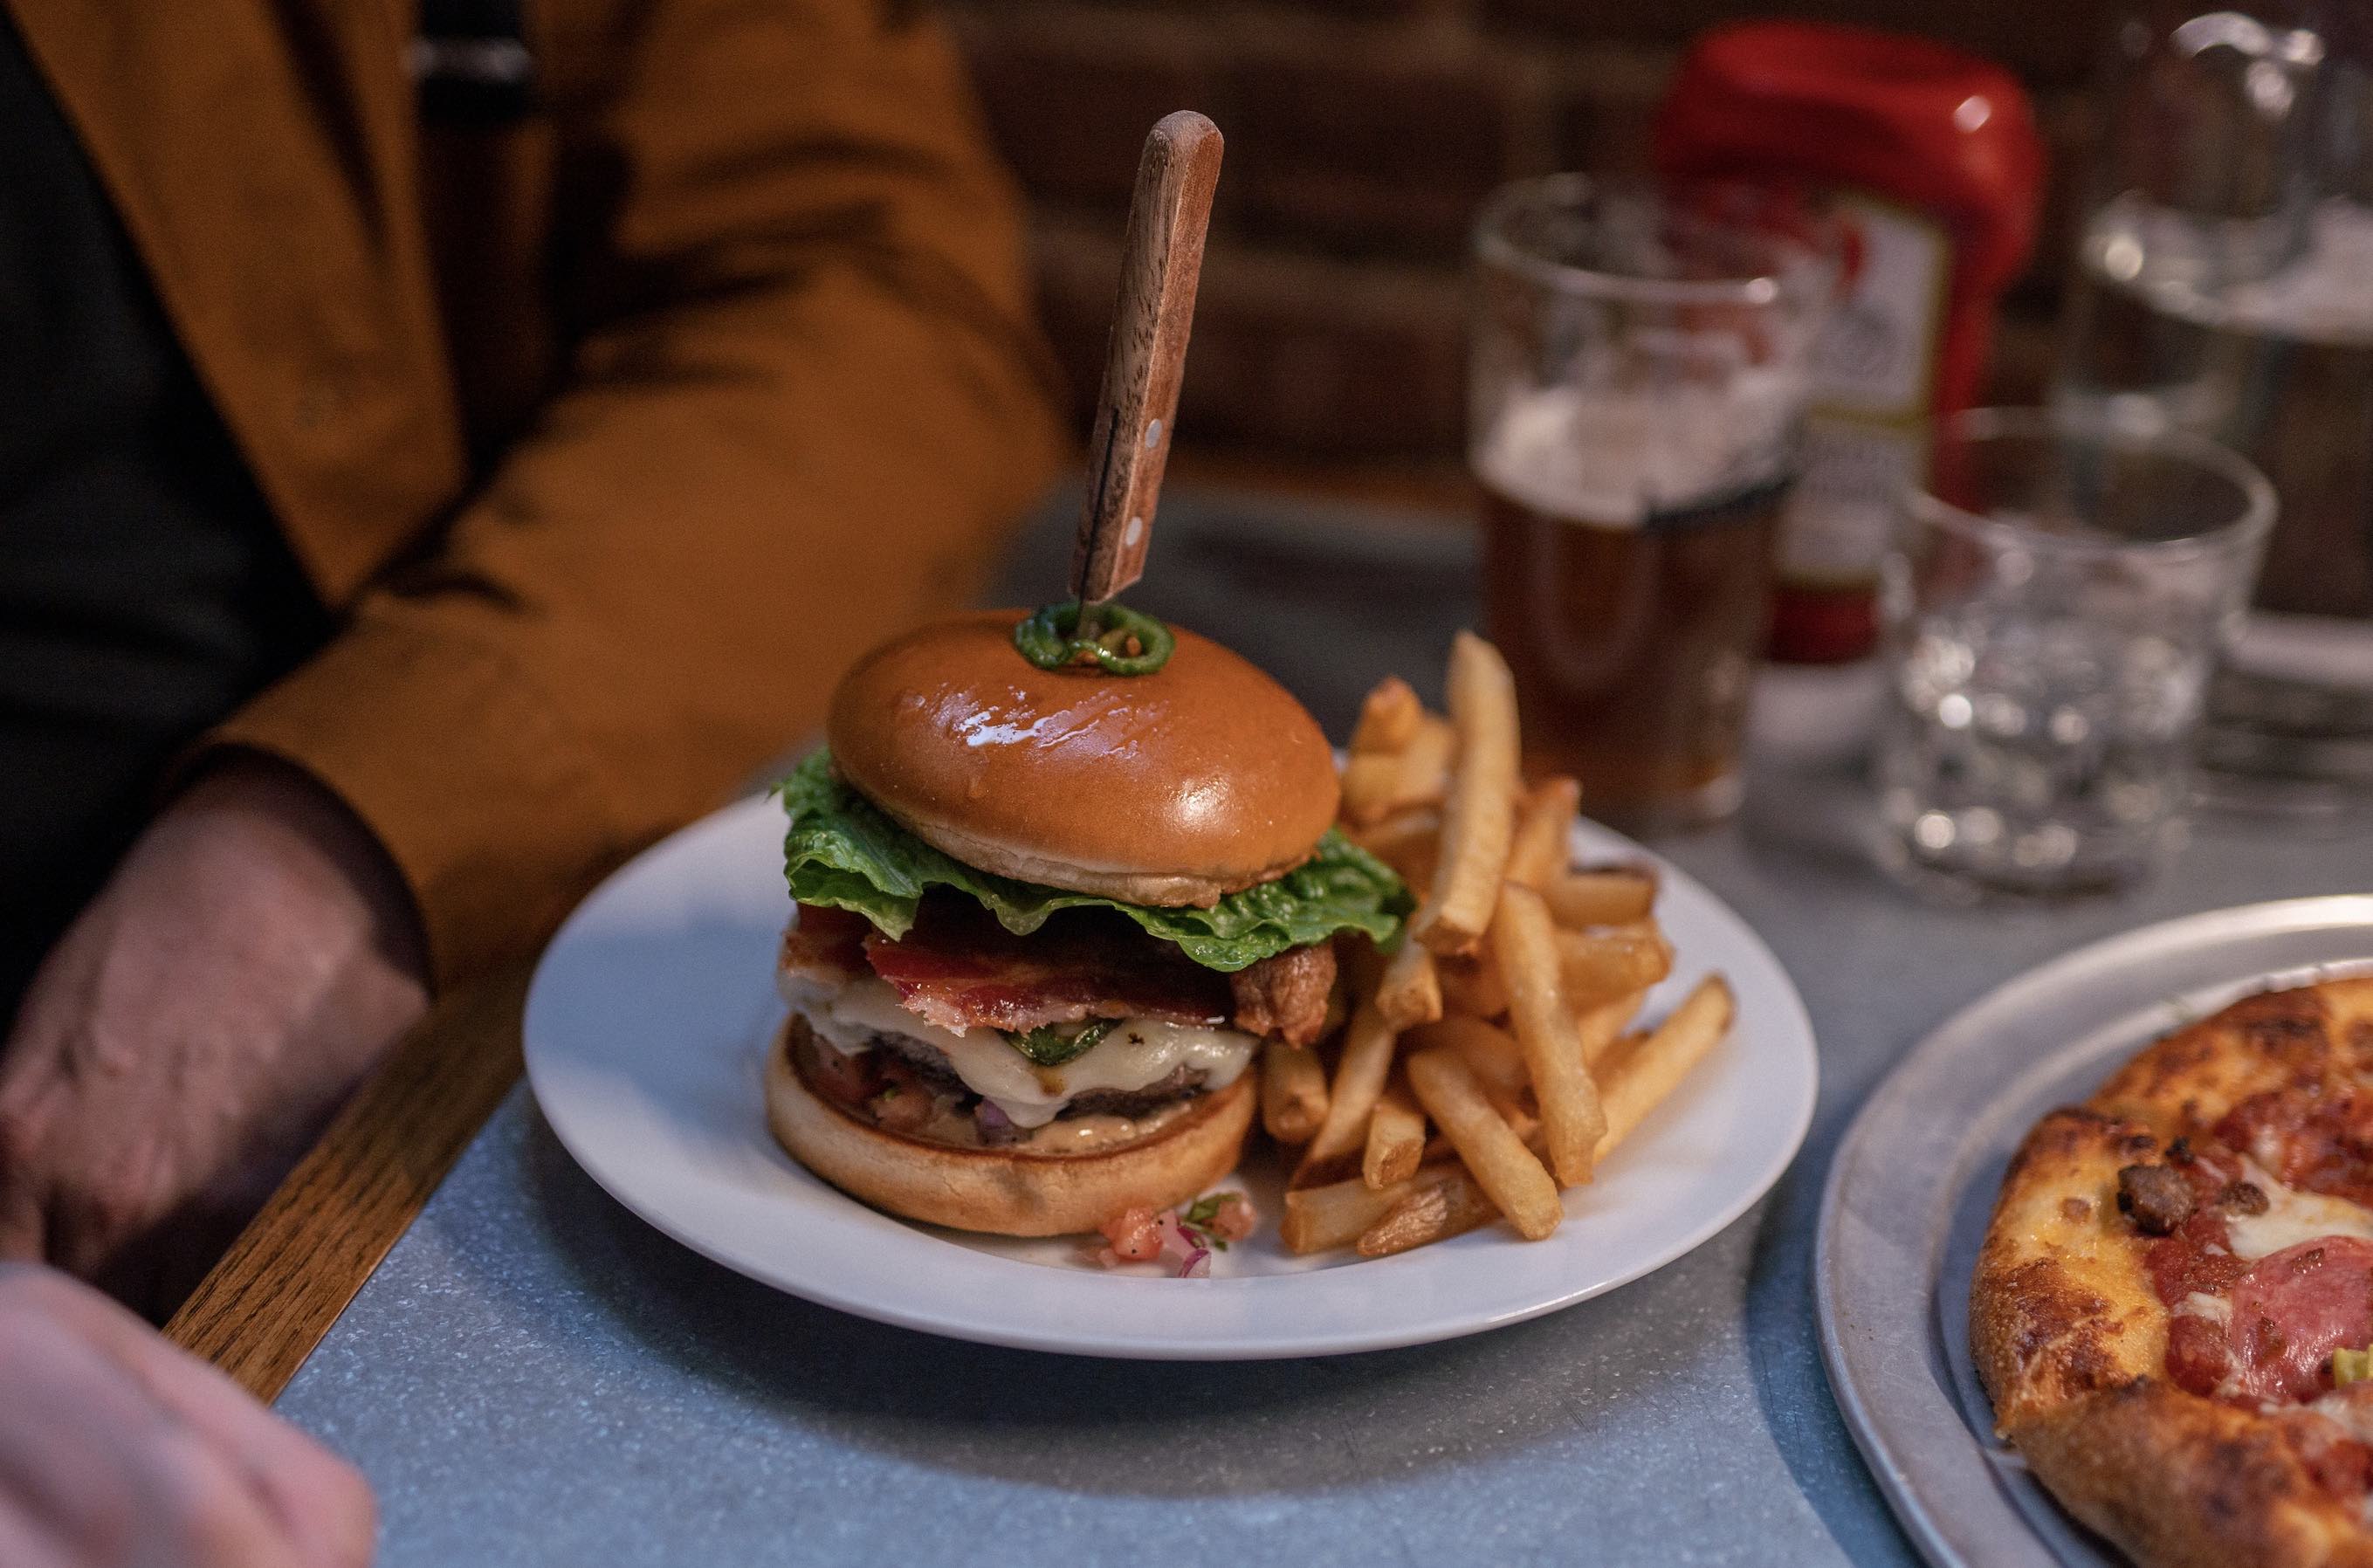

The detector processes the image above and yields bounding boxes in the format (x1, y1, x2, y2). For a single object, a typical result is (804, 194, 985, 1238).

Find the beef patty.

(863, 1030, 1210, 1142)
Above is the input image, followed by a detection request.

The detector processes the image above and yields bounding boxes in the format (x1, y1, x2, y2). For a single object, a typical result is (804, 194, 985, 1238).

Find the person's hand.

(0, 755, 430, 1309)
(0, 1262, 375, 1567)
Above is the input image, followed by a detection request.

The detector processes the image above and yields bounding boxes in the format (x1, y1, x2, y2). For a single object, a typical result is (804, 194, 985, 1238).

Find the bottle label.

(1780, 193, 1951, 586)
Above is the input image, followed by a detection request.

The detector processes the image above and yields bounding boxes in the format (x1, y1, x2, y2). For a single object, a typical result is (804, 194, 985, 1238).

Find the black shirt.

(0, 14, 327, 1018)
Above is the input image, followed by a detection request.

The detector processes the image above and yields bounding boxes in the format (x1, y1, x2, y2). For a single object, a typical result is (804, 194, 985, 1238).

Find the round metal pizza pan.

(1815, 896, 2373, 1567)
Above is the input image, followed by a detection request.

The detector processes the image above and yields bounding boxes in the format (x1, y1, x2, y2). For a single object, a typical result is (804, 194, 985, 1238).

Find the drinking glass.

(1469, 175, 1833, 830)
(2051, 0, 2373, 811)
(1875, 407, 2273, 898)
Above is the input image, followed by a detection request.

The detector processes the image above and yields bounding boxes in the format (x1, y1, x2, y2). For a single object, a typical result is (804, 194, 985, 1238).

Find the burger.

(765, 608, 1410, 1235)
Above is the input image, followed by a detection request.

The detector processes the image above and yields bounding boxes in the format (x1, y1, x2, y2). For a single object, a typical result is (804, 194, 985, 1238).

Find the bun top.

(827, 610, 1340, 906)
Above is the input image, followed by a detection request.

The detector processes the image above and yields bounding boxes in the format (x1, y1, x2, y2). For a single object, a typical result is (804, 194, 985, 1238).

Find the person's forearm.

(0, 755, 428, 1308)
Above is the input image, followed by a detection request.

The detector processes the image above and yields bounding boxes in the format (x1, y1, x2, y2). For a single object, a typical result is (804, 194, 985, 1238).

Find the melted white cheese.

(2223, 1159, 2373, 1261)
(785, 975, 1254, 1128)
(2176, 1291, 2232, 1326)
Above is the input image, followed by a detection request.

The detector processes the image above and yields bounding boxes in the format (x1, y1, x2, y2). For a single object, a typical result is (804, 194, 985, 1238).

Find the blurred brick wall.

(941, 0, 2112, 468)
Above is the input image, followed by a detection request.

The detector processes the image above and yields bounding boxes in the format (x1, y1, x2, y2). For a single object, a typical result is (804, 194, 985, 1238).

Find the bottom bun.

(765, 1016, 1254, 1236)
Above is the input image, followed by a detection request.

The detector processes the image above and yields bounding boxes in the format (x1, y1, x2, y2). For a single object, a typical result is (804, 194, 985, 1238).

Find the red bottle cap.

(1654, 21, 2044, 292)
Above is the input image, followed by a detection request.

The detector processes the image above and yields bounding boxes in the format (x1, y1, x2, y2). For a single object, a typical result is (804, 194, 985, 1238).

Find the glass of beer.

(1470, 175, 1834, 829)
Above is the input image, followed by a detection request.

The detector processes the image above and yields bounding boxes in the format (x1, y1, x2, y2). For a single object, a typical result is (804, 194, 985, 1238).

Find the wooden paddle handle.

(1072, 111, 1224, 607)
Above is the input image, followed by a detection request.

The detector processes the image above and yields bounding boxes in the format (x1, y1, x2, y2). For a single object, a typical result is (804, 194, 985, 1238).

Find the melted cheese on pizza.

(2225, 1162, 2373, 1262)
(2177, 1291, 2232, 1325)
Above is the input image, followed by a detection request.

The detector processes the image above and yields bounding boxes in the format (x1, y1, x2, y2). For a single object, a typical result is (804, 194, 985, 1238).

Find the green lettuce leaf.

(774, 749, 1409, 972)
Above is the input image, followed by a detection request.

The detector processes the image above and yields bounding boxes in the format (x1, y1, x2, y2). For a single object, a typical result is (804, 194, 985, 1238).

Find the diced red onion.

(1153, 1210, 1193, 1262)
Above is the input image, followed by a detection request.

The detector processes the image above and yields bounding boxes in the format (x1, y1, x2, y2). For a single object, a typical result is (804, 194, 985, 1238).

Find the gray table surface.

(276, 486, 2373, 1567)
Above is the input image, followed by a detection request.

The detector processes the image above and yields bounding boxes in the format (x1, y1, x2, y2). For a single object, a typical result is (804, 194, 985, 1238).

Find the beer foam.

(1475, 372, 1803, 529)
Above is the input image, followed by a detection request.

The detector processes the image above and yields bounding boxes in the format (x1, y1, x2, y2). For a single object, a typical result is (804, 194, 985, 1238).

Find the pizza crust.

(2013, 1381, 2373, 1568)
(1972, 978, 2373, 1567)
(1971, 1107, 2167, 1430)
(2090, 980, 2373, 1142)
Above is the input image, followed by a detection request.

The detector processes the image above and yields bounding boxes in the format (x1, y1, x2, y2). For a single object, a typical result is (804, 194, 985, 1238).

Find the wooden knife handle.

(1072, 110, 1224, 608)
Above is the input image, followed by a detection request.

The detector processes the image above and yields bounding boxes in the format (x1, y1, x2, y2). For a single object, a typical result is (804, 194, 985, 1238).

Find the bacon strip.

(861, 898, 1233, 1035)
(780, 904, 871, 983)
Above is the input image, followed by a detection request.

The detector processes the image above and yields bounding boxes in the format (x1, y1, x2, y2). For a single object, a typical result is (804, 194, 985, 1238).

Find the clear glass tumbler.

(2050, 1, 2373, 812)
(1875, 407, 2273, 898)
(1470, 175, 1834, 830)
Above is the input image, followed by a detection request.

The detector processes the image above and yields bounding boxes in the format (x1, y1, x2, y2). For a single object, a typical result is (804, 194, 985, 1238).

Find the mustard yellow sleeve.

(208, 0, 1069, 985)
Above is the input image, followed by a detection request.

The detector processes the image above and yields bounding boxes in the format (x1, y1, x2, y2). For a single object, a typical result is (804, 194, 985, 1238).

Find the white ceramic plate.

(523, 794, 1819, 1359)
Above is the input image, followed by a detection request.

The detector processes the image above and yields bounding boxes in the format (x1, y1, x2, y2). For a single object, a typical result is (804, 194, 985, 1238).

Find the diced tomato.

(1210, 1193, 1256, 1242)
(1098, 1205, 1163, 1262)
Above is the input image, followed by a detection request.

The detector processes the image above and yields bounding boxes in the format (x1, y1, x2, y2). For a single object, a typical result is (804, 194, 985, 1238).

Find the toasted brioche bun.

(826, 610, 1339, 907)
(765, 1016, 1254, 1236)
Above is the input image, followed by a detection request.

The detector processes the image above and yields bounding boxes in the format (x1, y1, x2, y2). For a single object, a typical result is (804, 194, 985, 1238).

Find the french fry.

(1409, 634, 1521, 954)
(1406, 1048, 1562, 1240)
(1312, 637, 1744, 1266)
(1292, 998, 1398, 1187)
(1346, 807, 1441, 887)
(1595, 975, 1734, 1161)
(1556, 920, 1675, 1007)
(1261, 1038, 1329, 1144)
(1504, 777, 1580, 891)
(1435, 946, 1509, 1019)
(1340, 715, 1455, 825)
(1281, 1162, 1463, 1255)
(1375, 939, 1442, 1030)
(1357, 1167, 1501, 1258)
(1576, 990, 1644, 1069)
(1351, 675, 1423, 755)
(1404, 1015, 1529, 1111)
(1545, 868, 1658, 929)
(1499, 1097, 1543, 1151)
(1283, 1162, 1481, 1255)
(1414, 1099, 1543, 1166)
(1492, 881, 1607, 1186)
(1363, 1071, 1427, 1190)
(1282, 1175, 1404, 1255)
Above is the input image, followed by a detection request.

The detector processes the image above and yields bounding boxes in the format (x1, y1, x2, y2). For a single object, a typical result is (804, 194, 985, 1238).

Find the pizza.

(1973, 976, 2373, 1567)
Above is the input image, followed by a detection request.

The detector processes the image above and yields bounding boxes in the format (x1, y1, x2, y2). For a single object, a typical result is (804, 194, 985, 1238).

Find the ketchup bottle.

(1654, 22, 2045, 663)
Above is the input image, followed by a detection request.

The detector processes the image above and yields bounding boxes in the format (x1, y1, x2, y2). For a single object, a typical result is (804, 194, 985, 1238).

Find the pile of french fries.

(1267, 631, 1737, 1259)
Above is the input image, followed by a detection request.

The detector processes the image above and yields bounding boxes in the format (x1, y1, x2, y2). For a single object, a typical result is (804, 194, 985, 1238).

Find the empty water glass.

(1875, 407, 2273, 898)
